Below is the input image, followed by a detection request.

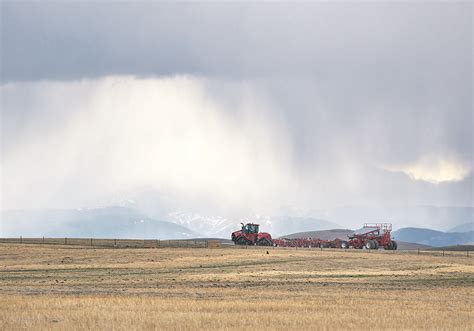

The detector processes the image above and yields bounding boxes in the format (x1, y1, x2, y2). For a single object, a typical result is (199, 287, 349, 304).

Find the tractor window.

(249, 224, 259, 233)
(242, 224, 259, 233)
(244, 224, 251, 233)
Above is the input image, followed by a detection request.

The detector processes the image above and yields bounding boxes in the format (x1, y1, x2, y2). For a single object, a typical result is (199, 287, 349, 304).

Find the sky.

(1, 2, 472, 225)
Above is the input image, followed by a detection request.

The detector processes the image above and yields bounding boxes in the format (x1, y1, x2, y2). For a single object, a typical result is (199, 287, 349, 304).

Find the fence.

(233, 243, 472, 257)
(0, 237, 221, 249)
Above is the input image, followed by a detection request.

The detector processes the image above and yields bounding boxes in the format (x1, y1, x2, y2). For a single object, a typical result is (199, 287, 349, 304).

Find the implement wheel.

(365, 240, 374, 249)
(373, 240, 379, 250)
(391, 240, 398, 250)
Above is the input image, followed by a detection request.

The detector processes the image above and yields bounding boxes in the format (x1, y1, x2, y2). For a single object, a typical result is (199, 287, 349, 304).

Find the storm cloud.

(1, 2, 472, 228)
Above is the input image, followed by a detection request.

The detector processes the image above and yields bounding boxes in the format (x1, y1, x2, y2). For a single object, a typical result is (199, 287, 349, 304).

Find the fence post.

(20, 236, 22, 244)
(418, 248, 420, 255)
(42, 236, 45, 244)
(90, 238, 93, 246)
(114, 239, 117, 247)
(65, 237, 67, 245)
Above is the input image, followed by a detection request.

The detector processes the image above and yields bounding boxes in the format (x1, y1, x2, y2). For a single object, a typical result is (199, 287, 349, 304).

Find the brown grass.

(0, 244, 472, 330)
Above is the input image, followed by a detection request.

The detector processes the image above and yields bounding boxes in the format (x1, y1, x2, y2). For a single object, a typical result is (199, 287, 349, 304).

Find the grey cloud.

(1, 2, 472, 227)
(2, 2, 471, 81)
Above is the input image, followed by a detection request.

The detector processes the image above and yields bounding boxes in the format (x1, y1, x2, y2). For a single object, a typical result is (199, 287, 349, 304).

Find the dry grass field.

(0, 244, 472, 330)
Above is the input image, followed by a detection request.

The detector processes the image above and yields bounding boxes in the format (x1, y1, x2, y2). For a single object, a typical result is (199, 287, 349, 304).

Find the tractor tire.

(391, 240, 398, 250)
(341, 241, 349, 249)
(236, 237, 249, 245)
(257, 238, 273, 246)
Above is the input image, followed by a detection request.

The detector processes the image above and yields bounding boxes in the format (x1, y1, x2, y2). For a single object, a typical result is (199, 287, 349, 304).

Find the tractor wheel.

(236, 237, 249, 245)
(391, 240, 398, 250)
(341, 241, 349, 249)
(257, 238, 273, 246)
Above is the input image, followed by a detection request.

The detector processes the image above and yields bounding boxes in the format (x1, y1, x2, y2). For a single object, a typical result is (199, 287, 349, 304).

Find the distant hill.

(448, 222, 473, 233)
(396, 241, 432, 250)
(309, 205, 473, 231)
(1, 206, 199, 239)
(279, 229, 353, 240)
(393, 227, 474, 247)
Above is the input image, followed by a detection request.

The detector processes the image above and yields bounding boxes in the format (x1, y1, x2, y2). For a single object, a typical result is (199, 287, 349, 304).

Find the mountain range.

(1, 206, 472, 247)
(0, 207, 198, 239)
(448, 222, 473, 233)
(166, 212, 341, 238)
(309, 205, 473, 231)
(107, 191, 473, 235)
(392, 228, 473, 247)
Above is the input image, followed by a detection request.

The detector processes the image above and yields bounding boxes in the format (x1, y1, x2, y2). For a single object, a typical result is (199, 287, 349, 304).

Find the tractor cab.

(242, 223, 259, 234)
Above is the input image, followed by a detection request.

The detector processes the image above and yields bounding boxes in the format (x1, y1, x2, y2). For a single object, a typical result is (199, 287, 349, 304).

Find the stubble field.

(0, 243, 472, 330)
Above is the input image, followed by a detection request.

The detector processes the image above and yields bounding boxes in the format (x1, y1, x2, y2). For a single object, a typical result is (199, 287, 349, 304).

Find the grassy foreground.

(0, 244, 472, 330)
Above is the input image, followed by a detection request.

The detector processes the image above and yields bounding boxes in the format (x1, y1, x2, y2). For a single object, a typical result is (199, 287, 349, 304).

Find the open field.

(0, 244, 472, 330)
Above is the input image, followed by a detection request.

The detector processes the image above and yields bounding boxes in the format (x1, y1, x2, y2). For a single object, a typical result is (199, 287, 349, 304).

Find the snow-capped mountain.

(1, 206, 199, 239)
(165, 212, 341, 238)
(105, 190, 342, 237)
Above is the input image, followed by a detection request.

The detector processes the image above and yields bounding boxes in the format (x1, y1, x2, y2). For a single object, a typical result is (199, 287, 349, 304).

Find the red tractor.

(231, 223, 273, 246)
(345, 223, 397, 250)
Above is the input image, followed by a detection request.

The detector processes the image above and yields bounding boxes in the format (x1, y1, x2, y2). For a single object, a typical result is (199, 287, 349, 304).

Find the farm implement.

(272, 238, 344, 248)
(347, 223, 397, 250)
(232, 222, 397, 250)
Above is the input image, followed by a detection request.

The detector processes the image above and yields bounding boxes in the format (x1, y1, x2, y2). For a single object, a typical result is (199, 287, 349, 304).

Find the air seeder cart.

(346, 223, 397, 250)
